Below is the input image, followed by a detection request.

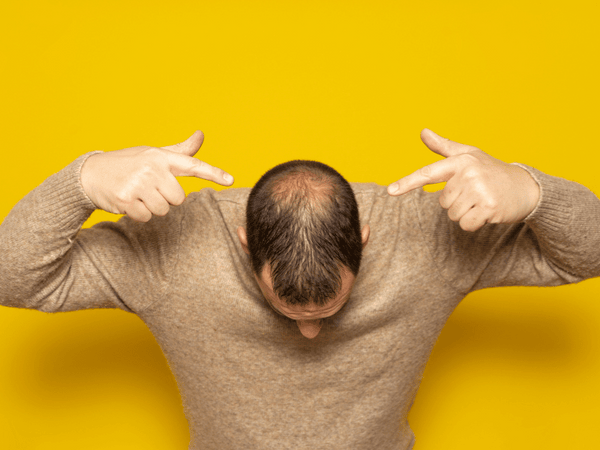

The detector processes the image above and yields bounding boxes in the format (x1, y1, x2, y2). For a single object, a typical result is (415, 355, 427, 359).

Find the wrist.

(512, 164, 541, 220)
(80, 152, 103, 209)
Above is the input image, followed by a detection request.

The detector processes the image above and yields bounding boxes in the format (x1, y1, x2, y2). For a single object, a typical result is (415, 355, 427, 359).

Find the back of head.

(245, 160, 363, 307)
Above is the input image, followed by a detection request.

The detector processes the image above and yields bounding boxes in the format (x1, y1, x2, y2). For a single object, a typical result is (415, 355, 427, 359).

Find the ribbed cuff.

(34, 151, 104, 232)
(510, 163, 572, 232)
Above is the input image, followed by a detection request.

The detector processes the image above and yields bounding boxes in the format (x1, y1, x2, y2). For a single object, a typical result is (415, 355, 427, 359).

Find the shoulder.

(182, 187, 250, 237)
(186, 186, 251, 207)
(182, 187, 251, 218)
(349, 181, 432, 215)
(349, 181, 428, 201)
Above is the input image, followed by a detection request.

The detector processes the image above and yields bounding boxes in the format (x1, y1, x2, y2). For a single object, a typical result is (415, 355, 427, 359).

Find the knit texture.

(2, 153, 600, 450)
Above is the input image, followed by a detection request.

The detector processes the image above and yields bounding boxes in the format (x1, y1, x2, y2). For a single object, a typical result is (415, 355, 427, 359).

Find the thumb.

(420, 128, 470, 158)
(162, 130, 205, 156)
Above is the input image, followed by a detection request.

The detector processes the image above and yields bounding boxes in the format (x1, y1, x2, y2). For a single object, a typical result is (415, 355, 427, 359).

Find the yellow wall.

(1, 1, 599, 448)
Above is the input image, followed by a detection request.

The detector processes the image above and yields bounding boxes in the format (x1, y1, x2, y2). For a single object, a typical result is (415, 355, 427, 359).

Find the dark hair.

(245, 160, 363, 307)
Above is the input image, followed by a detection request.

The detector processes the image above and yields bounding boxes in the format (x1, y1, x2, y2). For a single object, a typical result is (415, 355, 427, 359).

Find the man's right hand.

(80, 130, 234, 222)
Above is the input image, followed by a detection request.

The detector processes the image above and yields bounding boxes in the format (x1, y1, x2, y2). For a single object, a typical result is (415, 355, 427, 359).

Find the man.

(1, 129, 599, 449)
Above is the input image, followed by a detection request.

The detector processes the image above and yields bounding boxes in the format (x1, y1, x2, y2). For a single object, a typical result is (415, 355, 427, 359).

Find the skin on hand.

(388, 129, 541, 232)
(80, 131, 235, 222)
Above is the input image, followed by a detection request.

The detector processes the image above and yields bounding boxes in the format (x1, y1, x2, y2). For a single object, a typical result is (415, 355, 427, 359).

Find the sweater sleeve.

(0, 152, 184, 314)
(412, 163, 600, 295)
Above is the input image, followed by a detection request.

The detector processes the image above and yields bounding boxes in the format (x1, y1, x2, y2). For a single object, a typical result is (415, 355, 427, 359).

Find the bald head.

(239, 159, 368, 338)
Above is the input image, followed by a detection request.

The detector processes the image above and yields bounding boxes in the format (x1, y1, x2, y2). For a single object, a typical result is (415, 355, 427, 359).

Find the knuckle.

(139, 160, 159, 176)
(139, 208, 152, 222)
(154, 207, 170, 217)
(142, 146, 162, 157)
(487, 214, 500, 224)
(462, 166, 480, 180)
(418, 165, 432, 179)
(459, 153, 479, 164)
(173, 193, 186, 206)
(439, 195, 448, 209)
(459, 218, 475, 232)
(115, 189, 134, 204)
(439, 188, 452, 209)
(127, 209, 150, 223)
(484, 198, 498, 210)
(140, 148, 166, 171)
(157, 202, 171, 216)
(190, 159, 209, 177)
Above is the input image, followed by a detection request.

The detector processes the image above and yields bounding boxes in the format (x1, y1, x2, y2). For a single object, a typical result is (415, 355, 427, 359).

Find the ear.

(237, 226, 250, 255)
(361, 224, 370, 249)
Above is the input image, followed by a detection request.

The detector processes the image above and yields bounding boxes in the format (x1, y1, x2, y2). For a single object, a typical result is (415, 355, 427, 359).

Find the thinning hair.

(245, 160, 363, 307)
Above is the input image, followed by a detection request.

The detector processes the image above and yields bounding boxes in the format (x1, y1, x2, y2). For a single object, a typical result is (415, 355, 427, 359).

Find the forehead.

(257, 263, 354, 320)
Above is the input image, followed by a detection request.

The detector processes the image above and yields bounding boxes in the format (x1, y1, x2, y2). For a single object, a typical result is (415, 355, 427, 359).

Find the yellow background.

(1, 1, 599, 448)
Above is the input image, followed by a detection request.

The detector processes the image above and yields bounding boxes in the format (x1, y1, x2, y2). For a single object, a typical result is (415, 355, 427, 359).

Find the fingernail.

(223, 173, 234, 183)
(389, 184, 399, 195)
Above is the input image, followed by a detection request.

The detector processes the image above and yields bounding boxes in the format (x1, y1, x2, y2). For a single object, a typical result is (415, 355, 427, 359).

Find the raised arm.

(0, 131, 234, 313)
(388, 129, 600, 293)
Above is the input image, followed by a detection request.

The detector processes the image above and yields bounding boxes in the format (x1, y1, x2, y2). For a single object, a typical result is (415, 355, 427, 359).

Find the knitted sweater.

(1, 152, 600, 450)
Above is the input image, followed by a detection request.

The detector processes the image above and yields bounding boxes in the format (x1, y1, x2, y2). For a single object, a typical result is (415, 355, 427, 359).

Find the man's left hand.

(388, 129, 540, 232)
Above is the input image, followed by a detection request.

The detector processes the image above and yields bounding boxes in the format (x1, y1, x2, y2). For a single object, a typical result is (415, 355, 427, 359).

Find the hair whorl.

(245, 160, 362, 307)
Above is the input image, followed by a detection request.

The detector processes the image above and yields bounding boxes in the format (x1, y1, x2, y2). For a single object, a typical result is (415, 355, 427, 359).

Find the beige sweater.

(2, 152, 600, 450)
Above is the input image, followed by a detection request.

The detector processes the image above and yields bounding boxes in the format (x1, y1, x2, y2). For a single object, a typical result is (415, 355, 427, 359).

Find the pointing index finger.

(166, 151, 234, 186)
(388, 157, 459, 196)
